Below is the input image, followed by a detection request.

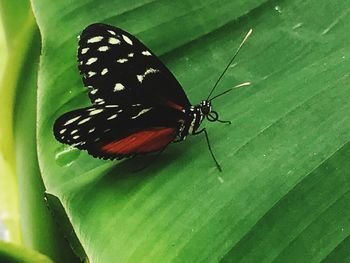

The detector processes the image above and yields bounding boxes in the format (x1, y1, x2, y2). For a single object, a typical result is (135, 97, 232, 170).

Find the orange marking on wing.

(165, 100, 184, 111)
(101, 128, 176, 154)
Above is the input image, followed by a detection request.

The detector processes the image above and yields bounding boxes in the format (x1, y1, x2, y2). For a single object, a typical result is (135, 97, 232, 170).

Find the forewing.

(77, 23, 191, 108)
(53, 104, 183, 159)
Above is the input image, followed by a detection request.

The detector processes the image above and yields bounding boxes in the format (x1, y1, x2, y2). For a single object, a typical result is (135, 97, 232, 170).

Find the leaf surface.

(32, 0, 350, 262)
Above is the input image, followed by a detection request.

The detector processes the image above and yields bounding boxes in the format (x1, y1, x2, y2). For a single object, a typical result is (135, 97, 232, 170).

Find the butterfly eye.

(201, 105, 211, 115)
(200, 100, 211, 115)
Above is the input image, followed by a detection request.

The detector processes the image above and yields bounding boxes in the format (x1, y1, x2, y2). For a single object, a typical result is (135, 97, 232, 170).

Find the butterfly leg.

(207, 111, 231, 124)
(216, 119, 231, 124)
(193, 128, 222, 172)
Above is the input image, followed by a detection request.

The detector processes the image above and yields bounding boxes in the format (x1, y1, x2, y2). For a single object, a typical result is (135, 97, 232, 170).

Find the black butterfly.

(53, 23, 252, 171)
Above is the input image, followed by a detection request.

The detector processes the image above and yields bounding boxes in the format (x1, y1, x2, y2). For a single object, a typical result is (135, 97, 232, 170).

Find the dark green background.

(1, 0, 350, 262)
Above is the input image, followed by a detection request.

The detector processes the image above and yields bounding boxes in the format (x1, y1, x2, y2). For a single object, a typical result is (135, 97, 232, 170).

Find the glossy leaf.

(32, 0, 350, 262)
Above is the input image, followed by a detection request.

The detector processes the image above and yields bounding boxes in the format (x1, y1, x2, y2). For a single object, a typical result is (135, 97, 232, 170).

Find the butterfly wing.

(77, 23, 191, 109)
(53, 104, 184, 159)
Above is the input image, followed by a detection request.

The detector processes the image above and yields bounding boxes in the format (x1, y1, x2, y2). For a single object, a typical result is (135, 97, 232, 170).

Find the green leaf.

(12, 19, 80, 263)
(0, 241, 54, 263)
(32, 0, 350, 262)
(0, 0, 36, 245)
(0, 0, 31, 47)
(0, 1, 80, 261)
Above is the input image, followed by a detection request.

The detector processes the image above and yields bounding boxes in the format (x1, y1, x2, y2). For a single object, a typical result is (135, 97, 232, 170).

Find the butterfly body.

(54, 23, 251, 170)
(177, 100, 215, 140)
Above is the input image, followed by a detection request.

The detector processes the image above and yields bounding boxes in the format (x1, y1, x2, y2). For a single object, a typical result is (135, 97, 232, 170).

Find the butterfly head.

(199, 100, 212, 115)
(198, 100, 220, 122)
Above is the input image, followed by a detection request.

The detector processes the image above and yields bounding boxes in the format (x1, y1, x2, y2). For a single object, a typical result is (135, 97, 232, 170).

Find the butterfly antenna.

(207, 29, 253, 100)
(209, 81, 251, 101)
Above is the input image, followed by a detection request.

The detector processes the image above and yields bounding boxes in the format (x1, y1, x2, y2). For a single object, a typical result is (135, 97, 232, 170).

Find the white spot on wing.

(117, 58, 128, 63)
(128, 53, 134, 57)
(78, 117, 91, 125)
(88, 71, 96, 77)
(101, 68, 108, 75)
(107, 114, 117, 120)
(145, 68, 159, 75)
(89, 109, 103, 115)
(89, 128, 95, 133)
(59, 129, 66, 134)
(73, 135, 80, 139)
(95, 98, 105, 104)
(137, 75, 143, 83)
(122, 35, 133, 45)
(98, 46, 109, 52)
(87, 36, 103, 43)
(81, 48, 89, 54)
(114, 83, 125, 92)
(90, 89, 98, 95)
(71, 130, 78, 134)
(64, 116, 80, 126)
(86, 57, 98, 65)
(105, 105, 119, 108)
(131, 108, 152, 119)
(108, 30, 116, 35)
(109, 37, 120, 45)
(142, 50, 152, 56)
(136, 68, 160, 83)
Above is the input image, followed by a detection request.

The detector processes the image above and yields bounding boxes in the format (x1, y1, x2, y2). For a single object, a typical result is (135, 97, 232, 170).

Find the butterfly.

(53, 23, 252, 171)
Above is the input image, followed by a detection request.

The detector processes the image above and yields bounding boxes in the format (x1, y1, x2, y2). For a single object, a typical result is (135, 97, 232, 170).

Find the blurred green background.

(1, 0, 350, 263)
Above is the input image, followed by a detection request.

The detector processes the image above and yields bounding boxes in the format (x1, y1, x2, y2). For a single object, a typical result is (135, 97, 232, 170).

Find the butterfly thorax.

(176, 100, 214, 141)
